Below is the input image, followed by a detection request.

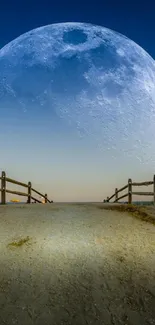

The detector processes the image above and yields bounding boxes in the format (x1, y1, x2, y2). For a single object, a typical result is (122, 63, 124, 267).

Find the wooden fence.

(103, 175, 155, 204)
(0, 171, 53, 205)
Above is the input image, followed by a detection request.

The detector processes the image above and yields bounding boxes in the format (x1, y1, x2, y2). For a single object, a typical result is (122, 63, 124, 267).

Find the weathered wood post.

(128, 178, 132, 204)
(27, 181, 32, 204)
(45, 194, 48, 203)
(153, 175, 155, 205)
(115, 188, 118, 202)
(1, 171, 6, 205)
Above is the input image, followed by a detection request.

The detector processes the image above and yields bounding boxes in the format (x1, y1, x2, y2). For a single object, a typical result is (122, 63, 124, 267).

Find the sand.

(0, 203, 155, 325)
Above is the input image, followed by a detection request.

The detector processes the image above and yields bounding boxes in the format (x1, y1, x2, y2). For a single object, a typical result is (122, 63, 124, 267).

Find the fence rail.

(103, 175, 155, 204)
(0, 171, 53, 205)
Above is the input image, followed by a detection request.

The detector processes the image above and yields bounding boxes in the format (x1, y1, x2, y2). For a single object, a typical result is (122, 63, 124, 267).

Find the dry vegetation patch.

(99, 204, 155, 225)
(7, 236, 31, 248)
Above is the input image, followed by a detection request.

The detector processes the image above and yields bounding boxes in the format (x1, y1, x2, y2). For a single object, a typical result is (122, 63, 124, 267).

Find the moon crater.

(63, 29, 88, 45)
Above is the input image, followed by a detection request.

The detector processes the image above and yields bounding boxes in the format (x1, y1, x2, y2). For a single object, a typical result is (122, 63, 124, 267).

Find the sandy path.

(0, 203, 155, 325)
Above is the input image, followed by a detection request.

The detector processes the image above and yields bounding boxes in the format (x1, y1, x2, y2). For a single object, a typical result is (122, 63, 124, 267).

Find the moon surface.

(0, 22, 155, 163)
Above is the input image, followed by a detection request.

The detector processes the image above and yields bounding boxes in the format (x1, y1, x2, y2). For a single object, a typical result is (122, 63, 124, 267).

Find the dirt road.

(0, 203, 155, 324)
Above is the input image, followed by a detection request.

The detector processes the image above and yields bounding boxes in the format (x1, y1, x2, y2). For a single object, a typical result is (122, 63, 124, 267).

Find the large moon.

(0, 22, 155, 165)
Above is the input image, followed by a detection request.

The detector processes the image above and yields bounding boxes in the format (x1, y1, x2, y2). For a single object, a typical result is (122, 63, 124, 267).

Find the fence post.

(45, 194, 48, 203)
(153, 175, 155, 205)
(128, 178, 132, 204)
(1, 171, 6, 205)
(27, 181, 32, 204)
(115, 188, 118, 202)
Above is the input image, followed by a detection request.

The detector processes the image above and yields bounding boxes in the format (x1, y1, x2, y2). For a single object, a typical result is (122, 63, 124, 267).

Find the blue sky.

(0, 0, 155, 202)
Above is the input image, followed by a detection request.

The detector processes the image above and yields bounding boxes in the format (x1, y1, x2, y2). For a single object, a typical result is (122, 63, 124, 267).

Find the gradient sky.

(0, 0, 155, 202)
